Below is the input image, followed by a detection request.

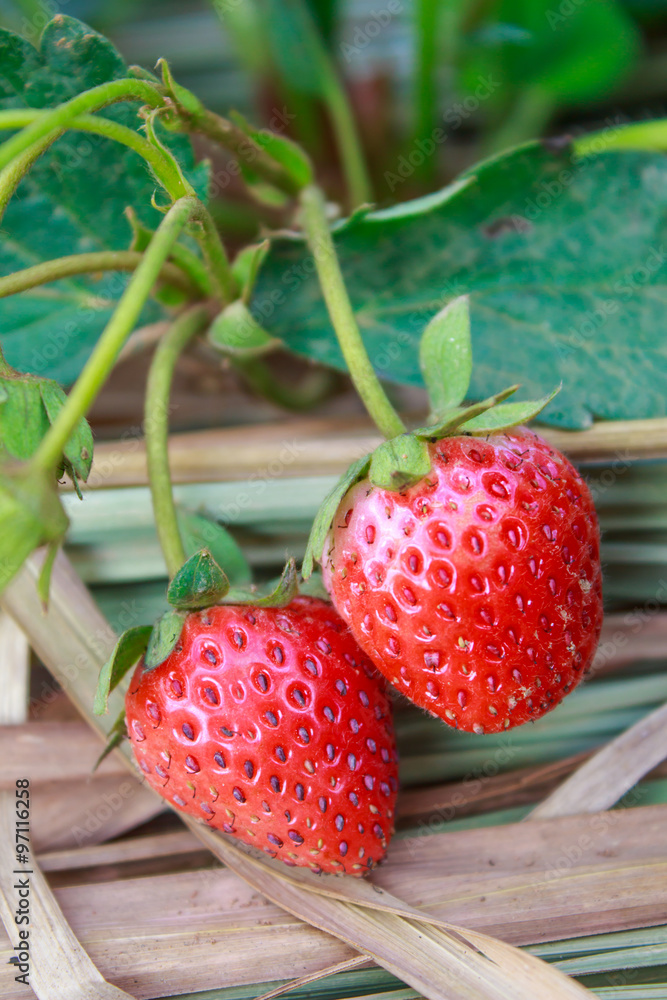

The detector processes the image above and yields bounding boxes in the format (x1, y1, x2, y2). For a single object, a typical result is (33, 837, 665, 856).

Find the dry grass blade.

(528, 699, 667, 820)
(185, 820, 591, 1000)
(0, 610, 29, 724)
(2, 552, 593, 1000)
(0, 722, 129, 788)
(253, 956, 372, 1000)
(0, 794, 135, 1000)
(69, 416, 667, 490)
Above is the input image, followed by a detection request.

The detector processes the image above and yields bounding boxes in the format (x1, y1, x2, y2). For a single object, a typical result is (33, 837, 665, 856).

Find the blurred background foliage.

(0, 0, 663, 240)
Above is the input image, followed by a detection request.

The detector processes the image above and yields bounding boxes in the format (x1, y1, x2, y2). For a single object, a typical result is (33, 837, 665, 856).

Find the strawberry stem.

(299, 184, 406, 440)
(145, 305, 210, 579)
(0, 251, 201, 299)
(30, 196, 197, 478)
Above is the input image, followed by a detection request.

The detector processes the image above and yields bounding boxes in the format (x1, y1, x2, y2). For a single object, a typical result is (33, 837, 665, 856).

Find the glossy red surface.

(323, 429, 603, 733)
(125, 596, 398, 875)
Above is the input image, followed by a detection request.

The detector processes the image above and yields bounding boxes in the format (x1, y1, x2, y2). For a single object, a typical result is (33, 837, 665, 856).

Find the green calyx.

(167, 548, 231, 610)
(208, 301, 280, 359)
(0, 465, 69, 595)
(303, 295, 560, 577)
(369, 435, 431, 491)
(0, 364, 93, 495)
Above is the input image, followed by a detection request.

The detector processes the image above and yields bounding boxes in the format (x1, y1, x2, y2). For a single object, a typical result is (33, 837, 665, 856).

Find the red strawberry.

(125, 595, 398, 876)
(322, 428, 602, 733)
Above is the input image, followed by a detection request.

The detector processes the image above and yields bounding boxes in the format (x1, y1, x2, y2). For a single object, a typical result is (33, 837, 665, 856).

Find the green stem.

(0, 343, 10, 376)
(0, 251, 200, 299)
(318, 56, 372, 207)
(574, 119, 667, 156)
(189, 201, 237, 303)
(30, 196, 197, 476)
(168, 243, 214, 297)
(483, 85, 556, 156)
(188, 109, 302, 197)
(0, 109, 190, 202)
(0, 78, 164, 172)
(299, 185, 405, 439)
(145, 306, 210, 578)
(234, 357, 337, 411)
(413, 0, 439, 182)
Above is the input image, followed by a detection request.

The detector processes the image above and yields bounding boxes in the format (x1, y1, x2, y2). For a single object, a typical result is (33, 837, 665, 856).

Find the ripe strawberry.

(125, 595, 398, 876)
(322, 428, 602, 734)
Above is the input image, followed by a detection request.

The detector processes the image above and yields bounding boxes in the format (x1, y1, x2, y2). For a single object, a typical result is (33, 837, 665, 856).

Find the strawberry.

(321, 428, 603, 734)
(125, 595, 399, 876)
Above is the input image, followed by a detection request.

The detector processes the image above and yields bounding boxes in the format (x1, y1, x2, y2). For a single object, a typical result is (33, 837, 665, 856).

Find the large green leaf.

(0, 16, 208, 384)
(466, 0, 640, 105)
(253, 142, 667, 429)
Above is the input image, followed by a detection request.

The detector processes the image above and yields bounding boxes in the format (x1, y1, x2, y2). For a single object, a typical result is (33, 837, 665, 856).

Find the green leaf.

(230, 110, 312, 190)
(93, 708, 126, 770)
(238, 164, 290, 208)
(0, 467, 68, 595)
(144, 608, 187, 672)
(93, 625, 152, 716)
(208, 301, 280, 358)
(232, 240, 270, 304)
(36, 539, 60, 609)
(467, 0, 639, 105)
(176, 508, 251, 585)
(226, 558, 299, 608)
(369, 435, 432, 491)
(460, 386, 561, 434)
(419, 295, 472, 416)
(39, 381, 93, 482)
(0, 376, 50, 462)
(253, 143, 667, 429)
(302, 454, 371, 578)
(157, 58, 205, 117)
(262, 0, 331, 98)
(0, 372, 93, 485)
(0, 16, 208, 385)
(413, 385, 519, 439)
(166, 548, 230, 610)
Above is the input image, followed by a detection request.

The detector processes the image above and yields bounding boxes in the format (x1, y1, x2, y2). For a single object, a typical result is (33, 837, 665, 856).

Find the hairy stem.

(0, 109, 190, 202)
(30, 197, 197, 476)
(189, 201, 238, 303)
(299, 185, 405, 439)
(0, 78, 164, 172)
(145, 306, 210, 578)
(187, 109, 302, 197)
(0, 251, 201, 299)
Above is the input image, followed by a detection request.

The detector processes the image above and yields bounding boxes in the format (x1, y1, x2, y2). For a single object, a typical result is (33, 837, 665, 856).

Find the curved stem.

(574, 119, 667, 156)
(234, 357, 338, 411)
(0, 109, 191, 202)
(0, 78, 164, 172)
(318, 59, 372, 207)
(0, 251, 201, 299)
(145, 306, 210, 578)
(189, 201, 237, 304)
(30, 196, 198, 476)
(299, 185, 405, 439)
(189, 110, 302, 198)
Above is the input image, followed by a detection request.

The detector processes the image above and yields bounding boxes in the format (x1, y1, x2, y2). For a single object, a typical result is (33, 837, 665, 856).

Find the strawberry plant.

(1, 11, 665, 764)
(3, 9, 667, 1000)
